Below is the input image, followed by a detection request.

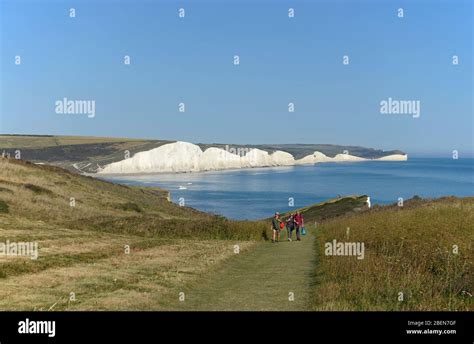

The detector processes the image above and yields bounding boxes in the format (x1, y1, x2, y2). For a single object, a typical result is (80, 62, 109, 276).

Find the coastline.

(95, 158, 407, 177)
(97, 141, 408, 175)
(98, 158, 473, 220)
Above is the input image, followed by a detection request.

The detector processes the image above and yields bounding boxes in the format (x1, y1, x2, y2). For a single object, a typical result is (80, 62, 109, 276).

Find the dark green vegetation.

(0, 134, 404, 173)
(0, 200, 8, 213)
(24, 183, 54, 195)
(276, 195, 369, 223)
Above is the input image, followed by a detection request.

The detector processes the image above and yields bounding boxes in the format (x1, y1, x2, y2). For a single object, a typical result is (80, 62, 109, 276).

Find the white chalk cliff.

(375, 154, 408, 161)
(97, 141, 407, 174)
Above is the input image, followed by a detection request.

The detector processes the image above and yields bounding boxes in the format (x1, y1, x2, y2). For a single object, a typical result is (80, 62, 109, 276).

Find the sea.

(100, 158, 474, 220)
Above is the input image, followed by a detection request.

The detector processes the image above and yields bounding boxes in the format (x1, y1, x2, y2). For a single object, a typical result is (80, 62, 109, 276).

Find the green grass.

(114, 202, 142, 213)
(311, 197, 473, 311)
(0, 134, 145, 149)
(173, 232, 317, 311)
(68, 215, 270, 241)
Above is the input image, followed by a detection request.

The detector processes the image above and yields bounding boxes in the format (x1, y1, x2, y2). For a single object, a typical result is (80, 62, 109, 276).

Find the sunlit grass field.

(312, 197, 473, 311)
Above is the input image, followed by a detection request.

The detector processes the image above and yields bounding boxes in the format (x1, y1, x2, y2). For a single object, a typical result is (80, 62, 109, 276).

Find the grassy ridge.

(277, 195, 369, 223)
(0, 135, 173, 173)
(311, 197, 473, 311)
(0, 135, 146, 148)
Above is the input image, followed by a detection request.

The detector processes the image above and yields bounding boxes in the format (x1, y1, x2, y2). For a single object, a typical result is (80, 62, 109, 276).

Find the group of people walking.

(270, 211, 305, 243)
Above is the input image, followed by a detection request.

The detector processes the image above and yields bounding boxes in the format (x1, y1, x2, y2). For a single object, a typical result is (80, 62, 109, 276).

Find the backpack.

(279, 222, 285, 229)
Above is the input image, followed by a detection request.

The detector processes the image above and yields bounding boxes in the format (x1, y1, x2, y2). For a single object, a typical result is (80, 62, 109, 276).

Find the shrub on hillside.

(0, 200, 9, 213)
(115, 202, 142, 213)
(23, 183, 53, 195)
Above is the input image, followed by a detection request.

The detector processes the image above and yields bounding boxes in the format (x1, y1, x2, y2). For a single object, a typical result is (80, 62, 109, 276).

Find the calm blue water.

(101, 158, 474, 220)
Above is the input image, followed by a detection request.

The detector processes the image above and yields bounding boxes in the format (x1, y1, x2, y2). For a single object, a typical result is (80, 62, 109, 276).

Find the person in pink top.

(294, 211, 304, 241)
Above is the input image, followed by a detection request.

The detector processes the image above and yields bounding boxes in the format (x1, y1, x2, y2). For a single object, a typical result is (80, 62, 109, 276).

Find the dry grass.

(0, 157, 264, 310)
(311, 197, 473, 311)
(0, 158, 269, 240)
(0, 215, 256, 310)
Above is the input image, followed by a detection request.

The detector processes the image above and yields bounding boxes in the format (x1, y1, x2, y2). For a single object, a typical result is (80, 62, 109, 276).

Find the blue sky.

(1, 0, 472, 157)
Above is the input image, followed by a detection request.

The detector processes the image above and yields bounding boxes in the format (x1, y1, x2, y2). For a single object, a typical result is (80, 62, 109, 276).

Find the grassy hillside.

(0, 158, 268, 241)
(0, 134, 146, 148)
(311, 197, 473, 311)
(0, 134, 173, 173)
(0, 157, 268, 310)
(0, 135, 405, 173)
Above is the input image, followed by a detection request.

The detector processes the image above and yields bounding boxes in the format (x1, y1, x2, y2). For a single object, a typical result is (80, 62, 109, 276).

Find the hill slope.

(311, 197, 474, 311)
(0, 157, 270, 310)
(0, 158, 268, 240)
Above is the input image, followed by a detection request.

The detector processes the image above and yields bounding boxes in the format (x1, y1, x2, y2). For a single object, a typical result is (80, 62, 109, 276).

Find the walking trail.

(177, 231, 316, 311)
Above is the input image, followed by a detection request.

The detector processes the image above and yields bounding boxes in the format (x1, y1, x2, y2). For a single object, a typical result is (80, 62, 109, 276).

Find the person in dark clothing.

(271, 212, 282, 243)
(286, 213, 296, 241)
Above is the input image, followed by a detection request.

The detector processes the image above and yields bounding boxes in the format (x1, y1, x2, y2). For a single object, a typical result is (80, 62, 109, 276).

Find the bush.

(69, 214, 270, 241)
(115, 202, 142, 213)
(0, 200, 9, 213)
(23, 183, 53, 195)
(0, 186, 13, 194)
